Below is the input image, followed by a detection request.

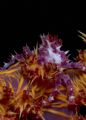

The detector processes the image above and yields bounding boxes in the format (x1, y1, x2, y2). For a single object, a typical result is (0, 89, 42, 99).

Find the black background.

(0, 2, 86, 64)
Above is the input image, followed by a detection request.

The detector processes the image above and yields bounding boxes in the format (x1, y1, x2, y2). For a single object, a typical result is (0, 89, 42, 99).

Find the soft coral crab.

(0, 33, 86, 120)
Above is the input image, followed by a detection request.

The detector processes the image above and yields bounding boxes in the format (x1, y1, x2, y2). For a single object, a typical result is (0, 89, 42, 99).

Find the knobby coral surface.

(0, 32, 86, 120)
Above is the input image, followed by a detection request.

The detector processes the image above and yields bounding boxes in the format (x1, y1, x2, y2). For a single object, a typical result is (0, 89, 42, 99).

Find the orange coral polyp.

(0, 33, 86, 120)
